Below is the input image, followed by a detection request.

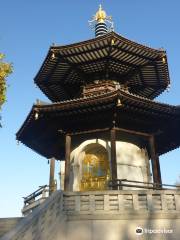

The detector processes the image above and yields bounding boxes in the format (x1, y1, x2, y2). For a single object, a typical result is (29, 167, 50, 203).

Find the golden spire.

(89, 5, 114, 37)
(95, 4, 107, 23)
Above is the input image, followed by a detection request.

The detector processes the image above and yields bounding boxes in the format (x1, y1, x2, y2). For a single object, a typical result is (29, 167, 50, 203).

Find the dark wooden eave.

(16, 90, 180, 159)
(34, 32, 170, 102)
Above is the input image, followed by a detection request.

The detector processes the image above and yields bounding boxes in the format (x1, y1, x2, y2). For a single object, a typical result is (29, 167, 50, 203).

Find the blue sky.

(0, 0, 180, 217)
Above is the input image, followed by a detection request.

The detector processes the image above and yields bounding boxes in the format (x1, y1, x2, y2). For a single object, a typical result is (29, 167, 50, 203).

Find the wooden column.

(49, 158, 55, 195)
(110, 128, 117, 188)
(64, 134, 71, 191)
(149, 135, 162, 187)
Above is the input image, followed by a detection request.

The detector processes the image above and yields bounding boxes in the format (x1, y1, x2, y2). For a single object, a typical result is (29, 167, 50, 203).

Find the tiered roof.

(16, 89, 180, 159)
(35, 32, 170, 101)
(16, 29, 180, 159)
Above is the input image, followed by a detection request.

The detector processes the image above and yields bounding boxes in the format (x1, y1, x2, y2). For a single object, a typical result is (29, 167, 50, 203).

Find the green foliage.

(0, 53, 13, 108)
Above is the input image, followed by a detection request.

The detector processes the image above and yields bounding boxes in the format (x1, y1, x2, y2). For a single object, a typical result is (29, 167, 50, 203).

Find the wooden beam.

(67, 127, 152, 138)
(149, 135, 162, 186)
(64, 134, 71, 191)
(69, 128, 110, 136)
(49, 158, 56, 195)
(110, 128, 117, 188)
(115, 127, 151, 137)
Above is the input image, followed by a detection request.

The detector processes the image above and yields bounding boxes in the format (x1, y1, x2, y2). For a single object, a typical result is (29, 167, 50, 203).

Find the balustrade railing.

(63, 190, 180, 214)
(21, 180, 180, 216)
(108, 179, 180, 190)
(22, 185, 49, 216)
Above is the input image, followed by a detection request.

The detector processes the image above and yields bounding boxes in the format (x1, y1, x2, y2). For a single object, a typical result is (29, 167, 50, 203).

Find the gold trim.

(95, 5, 107, 23)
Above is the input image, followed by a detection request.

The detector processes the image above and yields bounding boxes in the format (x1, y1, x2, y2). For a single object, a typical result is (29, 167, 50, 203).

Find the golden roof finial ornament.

(89, 5, 114, 37)
(95, 4, 107, 23)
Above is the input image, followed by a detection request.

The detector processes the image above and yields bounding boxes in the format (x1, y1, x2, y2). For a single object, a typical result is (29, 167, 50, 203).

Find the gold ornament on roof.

(162, 57, 166, 64)
(89, 4, 114, 33)
(95, 5, 107, 23)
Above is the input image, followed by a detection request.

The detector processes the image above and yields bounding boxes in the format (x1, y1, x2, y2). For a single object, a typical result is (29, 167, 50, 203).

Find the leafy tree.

(0, 53, 12, 109)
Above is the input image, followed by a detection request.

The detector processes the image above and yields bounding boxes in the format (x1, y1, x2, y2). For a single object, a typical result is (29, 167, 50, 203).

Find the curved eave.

(16, 91, 118, 139)
(16, 106, 65, 159)
(16, 90, 180, 158)
(34, 32, 170, 101)
(16, 106, 35, 140)
(25, 90, 180, 116)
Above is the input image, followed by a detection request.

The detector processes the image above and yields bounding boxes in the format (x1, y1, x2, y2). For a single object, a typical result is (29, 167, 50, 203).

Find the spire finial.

(95, 4, 107, 23)
(89, 5, 114, 37)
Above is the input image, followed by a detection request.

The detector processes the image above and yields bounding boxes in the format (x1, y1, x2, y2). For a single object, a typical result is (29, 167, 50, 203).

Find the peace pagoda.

(1, 5, 180, 240)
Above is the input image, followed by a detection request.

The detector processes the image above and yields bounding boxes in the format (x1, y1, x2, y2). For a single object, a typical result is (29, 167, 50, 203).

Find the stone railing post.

(175, 194, 180, 211)
(133, 194, 139, 211)
(161, 194, 168, 211)
(89, 194, 95, 213)
(118, 194, 124, 211)
(104, 195, 110, 211)
(147, 194, 153, 211)
(75, 195, 81, 212)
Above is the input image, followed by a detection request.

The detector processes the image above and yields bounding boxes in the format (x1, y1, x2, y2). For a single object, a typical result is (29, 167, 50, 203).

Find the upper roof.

(34, 32, 170, 102)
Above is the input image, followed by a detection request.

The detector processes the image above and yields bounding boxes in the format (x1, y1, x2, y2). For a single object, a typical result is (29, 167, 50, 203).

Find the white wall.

(116, 141, 151, 184)
(68, 139, 151, 191)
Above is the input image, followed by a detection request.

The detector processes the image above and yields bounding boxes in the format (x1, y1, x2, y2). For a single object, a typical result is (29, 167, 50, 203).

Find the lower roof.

(16, 90, 180, 159)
